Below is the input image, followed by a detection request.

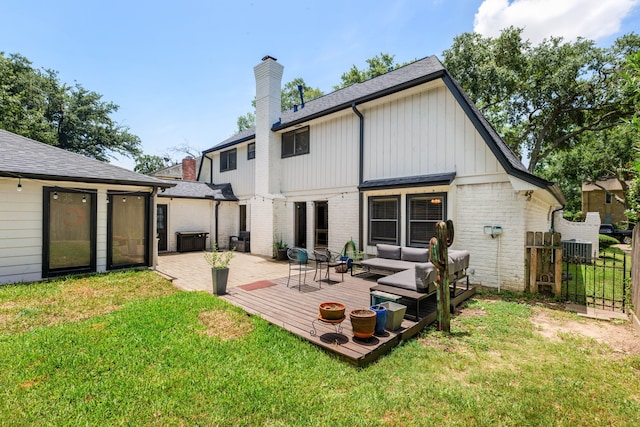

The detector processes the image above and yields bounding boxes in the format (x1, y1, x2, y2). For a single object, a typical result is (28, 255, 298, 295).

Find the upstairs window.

(282, 127, 309, 158)
(220, 148, 237, 172)
(247, 142, 255, 160)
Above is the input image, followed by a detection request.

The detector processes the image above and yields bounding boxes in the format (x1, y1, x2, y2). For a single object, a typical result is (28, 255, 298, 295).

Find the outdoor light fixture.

(430, 198, 442, 204)
(17, 178, 22, 192)
(122, 196, 127, 203)
(53, 191, 58, 200)
(82, 195, 87, 203)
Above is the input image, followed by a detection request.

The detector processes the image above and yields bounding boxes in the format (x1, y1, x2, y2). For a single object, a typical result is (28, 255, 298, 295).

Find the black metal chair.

(286, 247, 315, 291)
(313, 248, 346, 284)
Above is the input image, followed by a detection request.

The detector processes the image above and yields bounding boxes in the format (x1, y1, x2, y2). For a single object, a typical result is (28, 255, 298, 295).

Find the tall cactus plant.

(429, 220, 454, 332)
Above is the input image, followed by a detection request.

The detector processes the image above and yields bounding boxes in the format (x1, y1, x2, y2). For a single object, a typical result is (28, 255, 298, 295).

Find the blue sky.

(2, 0, 639, 170)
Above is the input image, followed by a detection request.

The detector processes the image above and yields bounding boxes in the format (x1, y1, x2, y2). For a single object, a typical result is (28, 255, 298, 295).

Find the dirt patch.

(531, 307, 640, 356)
(198, 309, 254, 341)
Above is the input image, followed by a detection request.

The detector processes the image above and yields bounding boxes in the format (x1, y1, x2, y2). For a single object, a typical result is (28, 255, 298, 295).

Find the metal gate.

(562, 248, 631, 312)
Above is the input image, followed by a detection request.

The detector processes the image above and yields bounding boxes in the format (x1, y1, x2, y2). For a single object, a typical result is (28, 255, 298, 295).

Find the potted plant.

(273, 236, 288, 261)
(204, 242, 235, 295)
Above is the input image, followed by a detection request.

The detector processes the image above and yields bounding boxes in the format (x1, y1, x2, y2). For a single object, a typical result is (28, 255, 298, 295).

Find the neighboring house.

(0, 129, 174, 285)
(195, 55, 565, 292)
(150, 156, 202, 180)
(582, 177, 629, 226)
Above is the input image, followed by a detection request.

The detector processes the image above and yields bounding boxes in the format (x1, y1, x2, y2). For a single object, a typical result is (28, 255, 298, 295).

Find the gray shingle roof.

(0, 129, 174, 188)
(158, 180, 237, 201)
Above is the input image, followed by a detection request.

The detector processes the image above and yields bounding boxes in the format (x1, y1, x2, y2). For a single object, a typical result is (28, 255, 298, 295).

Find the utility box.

(562, 239, 593, 263)
(176, 232, 209, 253)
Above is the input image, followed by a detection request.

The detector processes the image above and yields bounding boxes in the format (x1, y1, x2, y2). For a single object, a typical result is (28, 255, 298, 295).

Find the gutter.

(352, 103, 364, 251)
(215, 200, 221, 249)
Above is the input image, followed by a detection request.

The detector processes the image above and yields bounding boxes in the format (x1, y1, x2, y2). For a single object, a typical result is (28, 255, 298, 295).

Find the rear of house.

(197, 55, 564, 291)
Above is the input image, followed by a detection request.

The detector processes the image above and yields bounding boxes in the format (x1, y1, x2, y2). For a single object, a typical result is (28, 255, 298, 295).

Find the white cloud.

(474, 0, 639, 44)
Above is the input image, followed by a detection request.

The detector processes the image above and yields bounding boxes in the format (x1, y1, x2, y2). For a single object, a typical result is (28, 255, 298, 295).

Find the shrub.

(599, 234, 619, 249)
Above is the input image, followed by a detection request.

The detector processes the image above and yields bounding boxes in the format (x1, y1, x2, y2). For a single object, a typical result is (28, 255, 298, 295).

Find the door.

(315, 201, 328, 247)
(295, 202, 307, 248)
(157, 204, 168, 251)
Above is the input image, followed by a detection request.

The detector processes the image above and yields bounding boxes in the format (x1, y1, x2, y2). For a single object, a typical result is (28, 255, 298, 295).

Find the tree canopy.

(442, 28, 640, 173)
(134, 154, 168, 174)
(334, 53, 405, 89)
(236, 78, 324, 132)
(0, 52, 142, 162)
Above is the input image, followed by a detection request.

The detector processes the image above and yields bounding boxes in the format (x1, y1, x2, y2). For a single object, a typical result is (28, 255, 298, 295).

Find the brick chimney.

(181, 157, 197, 181)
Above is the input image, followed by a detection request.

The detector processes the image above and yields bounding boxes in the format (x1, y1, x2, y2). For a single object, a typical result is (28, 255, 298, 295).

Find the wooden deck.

(221, 271, 475, 366)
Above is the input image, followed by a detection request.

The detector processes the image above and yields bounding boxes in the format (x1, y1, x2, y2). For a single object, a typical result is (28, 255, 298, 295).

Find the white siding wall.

(203, 142, 256, 198)
(279, 115, 360, 193)
(456, 181, 529, 291)
(0, 178, 155, 285)
(162, 198, 214, 252)
(363, 83, 502, 181)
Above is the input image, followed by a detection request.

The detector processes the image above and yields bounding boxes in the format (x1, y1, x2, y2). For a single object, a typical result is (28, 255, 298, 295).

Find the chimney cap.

(261, 55, 278, 62)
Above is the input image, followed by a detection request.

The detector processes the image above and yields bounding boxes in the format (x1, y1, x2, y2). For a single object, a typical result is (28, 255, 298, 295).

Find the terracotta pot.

(349, 309, 376, 339)
(319, 302, 346, 320)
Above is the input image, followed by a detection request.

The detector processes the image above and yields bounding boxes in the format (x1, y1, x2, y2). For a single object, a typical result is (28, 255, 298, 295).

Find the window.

(43, 188, 97, 277)
(368, 196, 400, 245)
(605, 192, 612, 204)
(247, 142, 255, 160)
(407, 194, 446, 247)
(220, 148, 237, 172)
(282, 127, 309, 158)
(108, 192, 149, 268)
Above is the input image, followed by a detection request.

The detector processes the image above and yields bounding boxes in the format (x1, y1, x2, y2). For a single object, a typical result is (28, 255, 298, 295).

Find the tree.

(620, 51, 640, 222)
(334, 53, 404, 89)
(134, 154, 168, 174)
(235, 78, 323, 132)
(0, 52, 142, 162)
(442, 28, 640, 172)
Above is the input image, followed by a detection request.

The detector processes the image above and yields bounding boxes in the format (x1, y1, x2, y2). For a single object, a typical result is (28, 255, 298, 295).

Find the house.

(195, 55, 564, 292)
(0, 129, 174, 285)
(150, 156, 202, 180)
(582, 177, 629, 226)
(156, 173, 237, 252)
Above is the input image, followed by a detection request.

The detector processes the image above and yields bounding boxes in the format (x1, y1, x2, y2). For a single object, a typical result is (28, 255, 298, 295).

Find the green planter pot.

(212, 267, 229, 295)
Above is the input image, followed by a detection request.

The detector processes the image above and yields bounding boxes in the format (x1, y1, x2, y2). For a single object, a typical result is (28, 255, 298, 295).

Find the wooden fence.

(525, 231, 562, 296)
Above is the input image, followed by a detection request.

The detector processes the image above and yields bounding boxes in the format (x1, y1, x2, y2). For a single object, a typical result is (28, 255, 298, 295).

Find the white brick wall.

(456, 181, 530, 291)
(328, 192, 360, 252)
(553, 211, 600, 257)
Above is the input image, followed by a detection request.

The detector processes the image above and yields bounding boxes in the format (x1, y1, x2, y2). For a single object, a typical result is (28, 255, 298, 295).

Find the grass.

(1, 271, 639, 426)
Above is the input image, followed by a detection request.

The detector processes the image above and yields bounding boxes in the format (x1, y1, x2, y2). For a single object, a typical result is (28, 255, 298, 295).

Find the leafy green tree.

(620, 51, 640, 222)
(442, 28, 640, 172)
(134, 154, 168, 174)
(334, 53, 404, 89)
(0, 52, 142, 162)
(236, 78, 323, 132)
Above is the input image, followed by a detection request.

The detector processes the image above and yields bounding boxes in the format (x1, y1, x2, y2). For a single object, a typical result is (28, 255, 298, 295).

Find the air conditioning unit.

(562, 239, 592, 263)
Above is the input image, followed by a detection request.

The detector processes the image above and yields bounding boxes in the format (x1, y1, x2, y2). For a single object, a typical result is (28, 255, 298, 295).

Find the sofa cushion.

(376, 244, 401, 260)
(415, 262, 438, 289)
(361, 257, 417, 273)
(377, 267, 437, 294)
(401, 247, 429, 263)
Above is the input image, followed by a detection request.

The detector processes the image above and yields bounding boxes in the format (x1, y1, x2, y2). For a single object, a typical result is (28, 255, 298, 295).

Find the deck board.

(222, 271, 475, 366)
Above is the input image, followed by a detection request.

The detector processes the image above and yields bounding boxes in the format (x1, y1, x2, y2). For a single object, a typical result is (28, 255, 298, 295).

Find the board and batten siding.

(364, 83, 502, 181)
(203, 141, 255, 198)
(279, 114, 360, 193)
(0, 178, 155, 285)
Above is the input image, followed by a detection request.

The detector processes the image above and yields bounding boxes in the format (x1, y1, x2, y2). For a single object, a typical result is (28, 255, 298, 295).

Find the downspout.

(215, 200, 221, 249)
(209, 155, 214, 184)
(550, 205, 564, 232)
(352, 103, 364, 251)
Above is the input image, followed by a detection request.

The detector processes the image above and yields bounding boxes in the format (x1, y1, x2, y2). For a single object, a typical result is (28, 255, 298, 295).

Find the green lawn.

(1, 271, 639, 426)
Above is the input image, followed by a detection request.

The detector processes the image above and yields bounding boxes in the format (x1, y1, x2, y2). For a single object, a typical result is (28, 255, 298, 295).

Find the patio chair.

(286, 247, 315, 291)
(229, 231, 250, 252)
(313, 248, 346, 284)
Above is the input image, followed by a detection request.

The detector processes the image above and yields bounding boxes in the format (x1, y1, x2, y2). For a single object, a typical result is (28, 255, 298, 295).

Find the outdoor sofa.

(362, 244, 470, 294)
